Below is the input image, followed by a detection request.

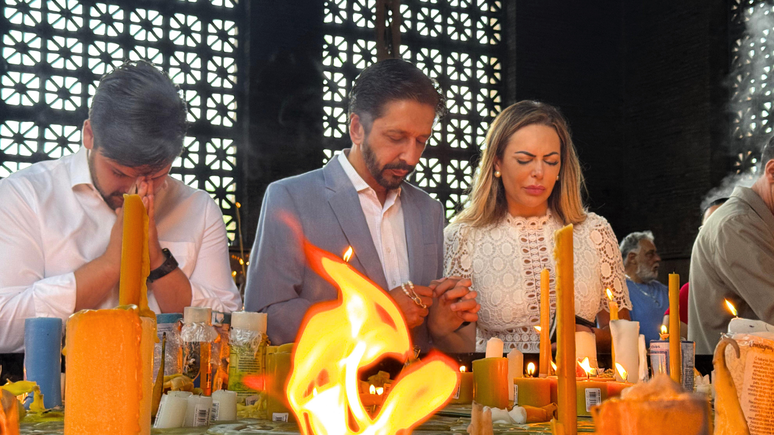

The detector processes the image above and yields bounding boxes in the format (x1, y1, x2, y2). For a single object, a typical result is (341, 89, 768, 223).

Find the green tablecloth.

(18, 405, 597, 434)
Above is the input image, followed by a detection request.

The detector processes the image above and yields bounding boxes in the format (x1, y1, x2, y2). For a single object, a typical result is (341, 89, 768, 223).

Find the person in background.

(444, 100, 631, 353)
(689, 136, 774, 355)
(619, 231, 668, 344)
(662, 197, 728, 339)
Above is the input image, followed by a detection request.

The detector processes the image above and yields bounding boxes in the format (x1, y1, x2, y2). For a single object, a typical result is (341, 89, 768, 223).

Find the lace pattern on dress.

(444, 212, 631, 353)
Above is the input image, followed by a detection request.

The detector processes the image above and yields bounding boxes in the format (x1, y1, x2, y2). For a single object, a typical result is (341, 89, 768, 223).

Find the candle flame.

(369, 384, 376, 395)
(661, 325, 668, 335)
(231, 271, 237, 277)
(527, 362, 536, 376)
(236, 202, 241, 209)
(238, 257, 245, 265)
(534, 325, 541, 332)
(342, 246, 353, 263)
(376, 387, 384, 395)
(606, 288, 613, 300)
(313, 388, 318, 397)
(615, 363, 628, 382)
(725, 299, 738, 317)
(287, 241, 458, 434)
(459, 366, 467, 373)
(579, 357, 592, 375)
(551, 361, 557, 372)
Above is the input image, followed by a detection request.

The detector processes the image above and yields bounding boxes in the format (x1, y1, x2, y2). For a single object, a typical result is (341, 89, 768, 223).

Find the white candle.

(485, 337, 504, 358)
(154, 392, 191, 429)
(575, 331, 598, 369)
(610, 320, 640, 383)
(211, 390, 237, 421)
(507, 348, 524, 401)
(183, 395, 213, 427)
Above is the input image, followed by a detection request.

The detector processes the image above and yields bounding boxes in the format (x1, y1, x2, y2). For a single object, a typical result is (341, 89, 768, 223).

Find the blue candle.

(24, 317, 62, 408)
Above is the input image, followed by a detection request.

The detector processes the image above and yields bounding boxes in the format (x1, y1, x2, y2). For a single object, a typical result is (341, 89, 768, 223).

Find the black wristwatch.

(147, 248, 178, 283)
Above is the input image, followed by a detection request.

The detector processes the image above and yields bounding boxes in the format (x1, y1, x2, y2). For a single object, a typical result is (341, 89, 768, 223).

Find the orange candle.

(668, 273, 681, 385)
(118, 194, 152, 316)
(472, 357, 508, 409)
(539, 269, 552, 376)
(553, 224, 577, 435)
(451, 366, 474, 404)
(547, 375, 558, 404)
(606, 381, 629, 398)
(606, 289, 617, 370)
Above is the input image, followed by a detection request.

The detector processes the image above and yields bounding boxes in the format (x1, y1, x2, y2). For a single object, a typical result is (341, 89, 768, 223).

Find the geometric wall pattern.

(322, 0, 504, 218)
(0, 0, 243, 240)
(729, 0, 771, 176)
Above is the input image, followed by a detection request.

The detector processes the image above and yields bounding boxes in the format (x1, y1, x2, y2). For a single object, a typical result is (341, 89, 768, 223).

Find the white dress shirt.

(337, 151, 409, 289)
(0, 147, 242, 352)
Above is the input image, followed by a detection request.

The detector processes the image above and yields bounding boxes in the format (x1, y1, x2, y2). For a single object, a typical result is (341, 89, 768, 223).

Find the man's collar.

(69, 146, 94, 189)
(336, 149, 402, 197)
(733, 186, 774, 232)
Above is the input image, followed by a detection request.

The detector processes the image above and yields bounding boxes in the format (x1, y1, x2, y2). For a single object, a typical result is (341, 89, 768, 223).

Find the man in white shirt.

(244, 59, 479, 352)
(0, 61, 241, 353)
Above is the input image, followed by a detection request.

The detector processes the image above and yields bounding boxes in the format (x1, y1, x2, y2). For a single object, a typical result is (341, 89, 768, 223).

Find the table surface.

(18, 405, 597, 434)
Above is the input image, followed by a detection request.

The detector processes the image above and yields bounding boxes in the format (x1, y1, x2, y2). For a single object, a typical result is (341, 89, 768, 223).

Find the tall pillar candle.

(23, 317, 62, 408)
(553, 224, 577, 435)
(472, 357, 508, 409)
(668, 273, 681, 385)
(118, 194, 152, 317)
(539, 269, 552, 376)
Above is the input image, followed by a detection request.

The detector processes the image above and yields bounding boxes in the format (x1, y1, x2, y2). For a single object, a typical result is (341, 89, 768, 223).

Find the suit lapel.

(325, 158, 389, 290)
(402, 189, 425, 284)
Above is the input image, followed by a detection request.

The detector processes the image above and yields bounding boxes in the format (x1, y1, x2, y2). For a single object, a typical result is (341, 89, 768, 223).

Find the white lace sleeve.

(443, 222, 473, 280)
(590, 215, 632, 312)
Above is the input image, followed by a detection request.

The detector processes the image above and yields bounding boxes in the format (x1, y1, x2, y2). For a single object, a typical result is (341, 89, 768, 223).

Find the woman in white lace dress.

(444, 101, 632, 353)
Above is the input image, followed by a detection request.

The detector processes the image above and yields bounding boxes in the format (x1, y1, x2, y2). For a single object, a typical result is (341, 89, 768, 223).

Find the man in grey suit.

(244, 59, 479, 352)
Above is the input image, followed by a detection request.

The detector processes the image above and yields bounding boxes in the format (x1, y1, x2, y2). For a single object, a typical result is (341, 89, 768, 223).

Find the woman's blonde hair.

(454, 100, 587, 227)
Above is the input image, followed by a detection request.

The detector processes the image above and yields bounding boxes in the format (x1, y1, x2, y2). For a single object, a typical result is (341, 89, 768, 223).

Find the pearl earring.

(494, 170, 501, 178)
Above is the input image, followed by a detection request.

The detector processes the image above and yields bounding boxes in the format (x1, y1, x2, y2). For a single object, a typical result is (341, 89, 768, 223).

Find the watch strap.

(147, 248, 178, 283)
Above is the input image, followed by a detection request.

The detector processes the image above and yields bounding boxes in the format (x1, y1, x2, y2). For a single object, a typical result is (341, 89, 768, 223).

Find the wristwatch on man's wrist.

(147, 248, 178, 283)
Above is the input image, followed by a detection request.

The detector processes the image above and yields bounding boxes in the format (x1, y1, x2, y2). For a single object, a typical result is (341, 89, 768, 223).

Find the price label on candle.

(273, 412, 289, 422)
(453, 384, 461, 399)
(585, 388, 602, 412)
(194, 404, 210, 427)
(210, 402, 220, 422)
(513, 384, 519, 405)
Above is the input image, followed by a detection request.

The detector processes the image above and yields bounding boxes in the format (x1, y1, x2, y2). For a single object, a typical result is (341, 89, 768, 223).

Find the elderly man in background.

(689, 139, 774, 355)
(620, 231, 670, 343)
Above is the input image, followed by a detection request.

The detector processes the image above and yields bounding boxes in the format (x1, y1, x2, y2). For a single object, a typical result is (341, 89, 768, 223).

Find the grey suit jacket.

(244, 157, 445, 350)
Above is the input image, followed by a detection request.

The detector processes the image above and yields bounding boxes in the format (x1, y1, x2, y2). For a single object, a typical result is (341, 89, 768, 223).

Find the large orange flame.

(287, 242, 459, 435)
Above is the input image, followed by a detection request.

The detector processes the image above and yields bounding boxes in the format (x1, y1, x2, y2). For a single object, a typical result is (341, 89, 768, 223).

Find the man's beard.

(88, 150, 125, 210)
(636, 261, 658, 282)
(361, 137, 416, 190)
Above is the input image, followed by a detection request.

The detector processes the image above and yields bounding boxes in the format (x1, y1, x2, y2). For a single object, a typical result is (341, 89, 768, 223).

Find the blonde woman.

(444, 101, 631, 353)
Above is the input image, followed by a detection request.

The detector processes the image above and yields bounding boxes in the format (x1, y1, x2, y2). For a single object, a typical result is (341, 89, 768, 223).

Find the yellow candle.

(575, 379, 608, 416)
(553, 224, 577, 435)
(539, 269, 552, 376)
(266, 343, 294, 422)
(668, 273, 681, 385)
(118, 194, 152, 316)
(451, 367, 474, 404)
(606, 289, 618, 370)
(513, 363, 551, 408)
(472, 357, 509, 409)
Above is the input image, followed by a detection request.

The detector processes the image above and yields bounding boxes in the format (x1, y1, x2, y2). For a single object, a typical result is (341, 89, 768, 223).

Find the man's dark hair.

(89, 60, 188, 171)
(761, 136, 774, 174)
(348, 59, 446, 131)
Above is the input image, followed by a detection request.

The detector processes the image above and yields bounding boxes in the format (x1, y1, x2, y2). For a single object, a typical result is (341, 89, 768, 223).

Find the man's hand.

(102, 206, 124, 276)
(136, 179, 164, 269)
(427, 277, 480, 338)
(388, 283, 433, 329)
